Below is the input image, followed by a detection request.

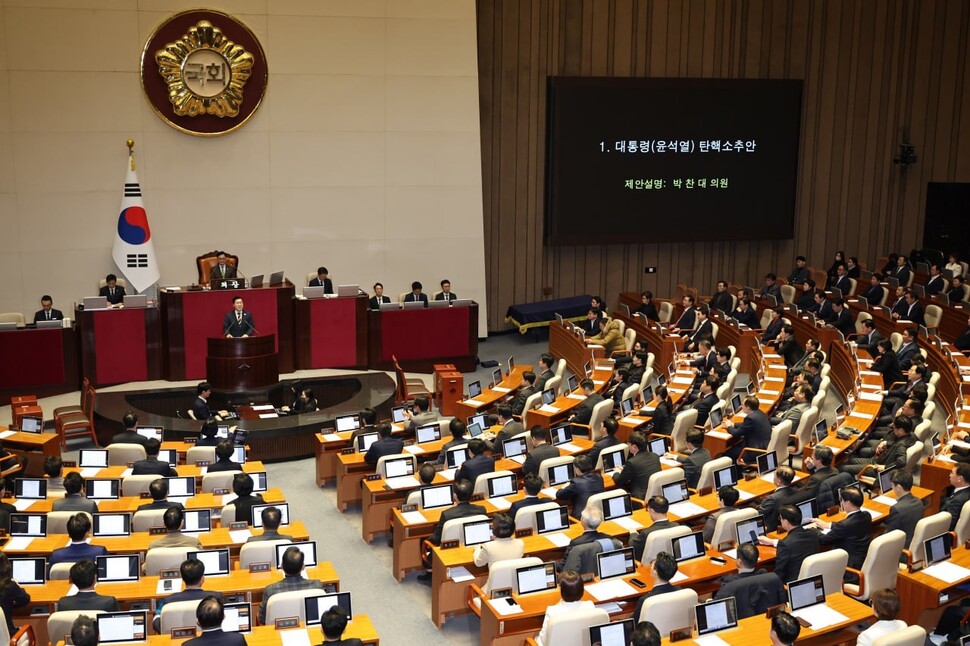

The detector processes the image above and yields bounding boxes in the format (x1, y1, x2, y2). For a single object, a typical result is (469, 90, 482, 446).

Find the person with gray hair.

(557, 506, 609, 572)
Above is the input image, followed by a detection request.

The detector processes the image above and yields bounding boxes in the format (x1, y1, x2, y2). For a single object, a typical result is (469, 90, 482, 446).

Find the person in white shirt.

(857, 589, 907, 646)
(946, 253, 963, 278)
(473, 513, 524, 590)
(536, 570, 594, 645)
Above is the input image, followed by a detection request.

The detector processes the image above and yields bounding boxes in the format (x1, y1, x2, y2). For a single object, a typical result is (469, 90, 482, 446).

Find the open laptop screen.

(535, 506, 569, 534)
(462, 520, 492, 546)
(486, 474, 517, 498)
(96, 611, 147, 644)
(183, 509, 212, 533)
(420, 485, 453, 510)
(79, 449, 108, 469)
(515, 562, 556, 595)
(588, 619, 634, 646)
(446, 446, 470, 469)
(696, 597, 739, 635)
(468, 381, 483, 398)
(96, 555, 140, 582)
(796, 499, 816, 525)
(157, 449, 178, 467)
(548, 463, 574, 486)
(602, 494, 632, 521)
(335, 415, 360, 432)
(502, 438, 528, 459)
(755, 452, 777, 475)
(19, 417, 42, 433)
(713, 465, 737, 489)
(10, 557, 45, 585)
(383, 457, 414, 479)
(305, 592, 352, 625)
(596, 547, 636, 580)
(672, 532, 706, 562)
(85, 479, 120, 500)
(788, 575, 825, 611)
(10, 514, 46, 537)
(416, 424, 441, 444)
(391, 407, 406, 424)
(355, 432, 379, 452)
(550, 425, 572, 446)
(14, 479, 46, 500)
(601, 448, 625, 472)
(878, 467, 896, 494)
(925, 532, 953, 566)
(187, 549, 230, 576)
(93, 513, 131, 537)
(735, 516, 766, 546)
(661, 479, 689, 504)
(221, 602, 252, 633)
(165, 476, 195, 497)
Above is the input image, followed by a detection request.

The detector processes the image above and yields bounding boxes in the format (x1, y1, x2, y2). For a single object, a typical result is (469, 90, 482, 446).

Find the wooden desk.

(63, 461, 267, 480)
(294, 294, 368, 370)
(0, 427, 61, 477)
(526, 363, 614, 429)
(896, 544, 970, 625)
(0, 326, 79, 406)
(549, 320, 604, 381)
(450, 365, 534, 422)
(614, 299, 682, 374)
(75, 305, 162, 388)
(7, 488, 286, 515)
(336, 431, 442, 511)
(657, 593, 873, 645)
(314, 423, 412, 488)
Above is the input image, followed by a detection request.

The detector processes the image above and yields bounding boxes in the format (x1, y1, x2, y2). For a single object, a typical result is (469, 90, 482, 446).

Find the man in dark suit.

(403, 281, 428, 306)
(521, 427, 560, 478)
(758, 467, 799, 532)
(690, 375, 720, 426)
(455, 439, 494, 488)
(799, 445, 838, 499)
(942, 463, 970, 530)
(437, 419, 469, 464)
(196, 419, 221, 446)
(556, 455, 604, 516)
(246, 506, 293, 543)
(775, 325, 804, 368)
(896, 291, 924, 326)
(428, 479, 486, 546)
(956, 313, 970, 352)
(185, 596, 246, 646)
(702, 486, 740, 544)
(815, 486, 872, 570)
(925, 264, 947, 296)
(99, 273, 126, 305)
(153, 559, 224, 632)
(862, 274, 885, 305)
(724, 397, 771, 461)
(669, 295, 696, 334)
(208, 252, 238, 282)
(631, 551, 680, 620)
(490, 406, 524, 455)
(830, 263, 852, 294)
(111, 411, 150, 447)
(49, 514, 108, 567)
(763, 505, 820, 583)
(761, 308, 784, 344)
(688, 339, 716, 376)
(630, 496, 679, 561)
(613, 431, 660, 500)
(884, 469, 923, 548)
(435, 279, 457, 302)
(892, 255, 911, 286)
(760, 273, 783, 300)
(673, 429, 711, 490)
(709, 281, 734, 313)
(580, 308, 603, 337)
(368, 282, 391, 309)
(508, 474, 547, 521)
(137, 478, 185, 513)
(308, 266, 334, 293)
(33, 295, 64, 323)
(842, 415, 916, 475)
(568, 379, 604, 429)
(827, 298, 856, 338)
(509, 372, 538, 417)
(364, 423, 404, 465)
(223, 296, 255, 338)
(207, 441, 243, 473)
(857, 319, 885, 354)
(319, 605, 364, 646)
(228, 473, 264, 526)
(788, 257, 811, 285)
(683, 306, 713, 352)
(588, 417, 621, 469)
(732, 298, 759, 328)
(713, 543, 786, 618)
(534, 354, 556, 392)
(132, 438, 178, 477)
(56, 560, 120, 611)
(192, 382, 216, 421)
(51, 471, 99, 514)
(894, 327, 920, 371)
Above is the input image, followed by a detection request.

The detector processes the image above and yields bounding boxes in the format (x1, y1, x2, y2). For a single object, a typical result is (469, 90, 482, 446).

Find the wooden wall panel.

(476, 0, 970, 331)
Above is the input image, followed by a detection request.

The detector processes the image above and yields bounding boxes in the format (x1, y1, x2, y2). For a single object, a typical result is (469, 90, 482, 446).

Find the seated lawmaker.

(258, 547, 329, 625)
(52, 473, 99, 514)
(57, 560, 120, 612)
(309, 266, 333, 293)
(320, 606, 364, 646)
(732, 298, 759, 328)
(49, 514, 108, 566)
(209, 252, 237, 282)
(69, 616, 97, 646)
(631, 552, 680, 621)
(99, 273, 126, 305)
(709, 280, 734, 313)
(137, 479, 185, 513)
(188, 597, 246, 646)
(795, 279, 816, 311)
(925, 263, 947, 296)
(364, 423, 404, 465)
(435, 279, 457, 302)
(472, 513, 524, 571)
(788, 256, 811, 285)
(369, 282, 391, 309)
(863, 273, 885, 305)
(196, 418, 221, 447)
(112, 411, 150, 447)
(636, 291, 660, 321)
(193, 382, 218, 421)
(723, 396, 771, 461)
(955, 313, 970, 352)
(152, 558, 222, 632)
(427, 479, 486, 546)
(230, 472, 265, 526)
(759, 273, 782, 300)
(556, 455, 604, 515)
(713, 543, 786, 618)
(33, 295, 64, 323)
(132, 438, 177, 477)
(455, 438, 494, 487)
(247, 506, 293, 543)
(588, 318, 625, 355)
(148, 507, 202, 550)
(404, 281, 428, 306)
(0, 554, 29, 635)
(223, 296, 255, 338)
(208, 440, 243, 473)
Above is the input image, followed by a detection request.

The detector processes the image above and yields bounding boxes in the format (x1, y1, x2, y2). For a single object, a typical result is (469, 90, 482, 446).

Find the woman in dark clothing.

(0, 552, 30, 634)
(871, 339, 904, 388)
(646, 386, 675, 435)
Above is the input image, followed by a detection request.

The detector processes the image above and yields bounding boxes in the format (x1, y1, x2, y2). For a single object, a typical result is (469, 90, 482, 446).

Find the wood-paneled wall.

(477, 0, 970, 331)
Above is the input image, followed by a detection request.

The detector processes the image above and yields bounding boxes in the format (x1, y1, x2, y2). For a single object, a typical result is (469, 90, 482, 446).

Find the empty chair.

(186, 446, 216, 465)
(925, 304, 943, 330)
(956, 500, 970, 545)
(144, 546, 195, 576)
(48, 511, 92, 535)
(264, 589, 328, 625)
(537, 456, 575, 487)
(843, 529, 906, 601)
(810, 388, 827, 411)
(538, 606, 610, 646)
(0, 313, 25, 326)
(709, 508, 760, 549)
(132, 509, 168, 533)
(871, 626, 927, 646)
(239, 539, 293, 570)
(639, 525, 692, 564)
(620, 383, 639, 405)
(740, 420, 792, 469)
(637, 588, 699, 638)
(789, 406, 820, 466)
(514, 502, 562, 531)
(159, 599, 205, 635)
(644, 467, 685, 501)
(669, 409, 698, 453)
(220, 503, 237, 525)
(201, 471, 236, 493)
(780, 284, 796, 304)
(122, 475, 159, 498)
(107, 443, 146, 466)
(659, 302, 673, 323)
(554, 358, 567, 379)
(904, 512, 951, 565)
(48, 611, 105, 645)
(544, 375, 562, 397)
(797, 549, 849, 595)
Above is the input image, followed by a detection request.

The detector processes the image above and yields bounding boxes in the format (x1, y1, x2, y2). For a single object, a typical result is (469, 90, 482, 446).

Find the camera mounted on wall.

(893, 143, 918, 166)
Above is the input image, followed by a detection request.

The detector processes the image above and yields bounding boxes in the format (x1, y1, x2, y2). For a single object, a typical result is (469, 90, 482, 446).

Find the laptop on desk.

(83, 296, 108, 310)
(123, 294, 147, 308)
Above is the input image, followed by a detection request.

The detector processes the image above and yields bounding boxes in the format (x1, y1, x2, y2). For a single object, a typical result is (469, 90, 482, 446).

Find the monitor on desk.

(467, 381, 483, 399)
(35, 319, 61, 329)
(420, 485, 453, 510)
(672, 531, 706, 562)
(788, 574, 826, 611)
(355, 432, 379, 453)
(446, 445, 470, 469)
(487, 474, 517, 498)
(221, 602, 252, 633)
(93, 513, 131, 537)
(796, 499, 816, 525)
(548, 462, 574, 486)
(215, 424, 230, 439)
(391, 406, 406, 424)
(695, 597, 739, 635)
(502, 437, 528, 460)
(507, 356, 515, 374)
(79, 449, 108, 468)
(248, 471, 267, 493)
(303, 286, 326, 299)
(813, 420, 828, 444)
(96, 554, 140, 582)
(755, 451, 777, 476)
(10, 514, 46, 537)
(229, 445, 246, 464)
(96, 611, 147, 644)
(336, 414, 360, 432)
(123, 294, 147, 308)
(550, 425, 572, 446)
(158, 449, 178, 467)
(19, 416, 42, 433)
(250, 275, 264, 288)
(186, 549, 231, 576)
(467, 413, 488, 430)
(584, 361, 591, 377)
(588, 619, 634, 646)
(0, 322, 17, 330)
(641, 385, 653, 404)
(10, 557, 45, 585)
(466, 422, 483, 438)
(713, 465, 737, 489)
(601, 493, 632, 521)
(648, 436, 669, 456)
(462, 519, 492, 546)
(925, 532, 953, 566)
(82, 296, 108, 310)
(183, 509, 212, 533)
(305, 592, 352, 625)
(661, 479, 689, 504)
(536, 506, 569, 535)
(275, 540, 317, 568)
(515, 562, 557, 595)
(85, 479, 120, 500)
(708, 407, 723, 429)
(269, 271, 285, 286)
(383, 456, 414, 479)
(416, 424, 441, 444)
(14, 478, 46, 500)
(596, 547, 636, 580)
(402, 301, 424, 310)
(565, 374, 579, 393)
(735, 515, 766, 546)
(337, 284, 358, 297)
(251, 502, 289, 527)
(541, 388, 556, 405)
(620, 398, 634, 416)
(878, 467, 897, 494)
(491, 367, 504, 387)
(165, 476, 196, 498)
(601, 447, 625, 472)
(379, 301, 399, 311)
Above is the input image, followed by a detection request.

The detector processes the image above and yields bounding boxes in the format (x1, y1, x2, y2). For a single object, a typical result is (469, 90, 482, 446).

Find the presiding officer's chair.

(196, 250, 239, 288)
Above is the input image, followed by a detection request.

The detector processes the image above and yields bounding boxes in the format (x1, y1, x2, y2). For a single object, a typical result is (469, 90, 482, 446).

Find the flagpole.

(127, 139, 135, 170)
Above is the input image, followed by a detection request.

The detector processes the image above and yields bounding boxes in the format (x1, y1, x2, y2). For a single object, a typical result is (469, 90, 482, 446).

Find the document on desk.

(492, 387, 511, 394)
(858, 391, 882, 401)
(669, 570, 690, 583)
(251, 405, 275, 411)
(558, 442, 582, 453)
(541, 487, 561, 498)
(707, 431, 731, 440)
(861, 506, 886, 521)
(403, 445, 425, 455)
(320, 433, 342, 442)
(849, 412, 875, 420)
(669, 501, 708, 519)
(791, 604, 849, 629)
(462, 399, 485, 407)
(693, 636, 730, 646)
(860, 370, 881, 376)
(489, 496, 512, 511)
(400, 511, 428, 524)
(13, 500, 33, 511)
(585, 578, 639, 601)
(923, 561, 970, 584)
(80, 468, 101, 478)
(544, 532, 571, 548)
(448, 566, 475, 582)
(4, 537, 33, 551)
(279, 628, 312, 646)
(860, 383, 882, 391)
(0, 431, 15, 440)
(620, 416, 646, 425)
(567, 393, 587, 400)
(764, 376, 784, 383)
(539, 404, 560, 413)
(611, 516, 643, 532)
(737, 489, 755, 501)
(258, 413, 278, 419)
(660, 457, 681, 467)
(385, 476, 420, 490)
(490, 599, 524, 616)
(872, 495, 898, 506)
(439, 468, 457, 481)
(671, 377, 695, 385)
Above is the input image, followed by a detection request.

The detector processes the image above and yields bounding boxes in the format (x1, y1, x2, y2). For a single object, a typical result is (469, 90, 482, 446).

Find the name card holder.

(441, 539, 460, 550)
(274, 617, 300, 629)
(249, 562, 272, 573)
(172, 628, 197, 639)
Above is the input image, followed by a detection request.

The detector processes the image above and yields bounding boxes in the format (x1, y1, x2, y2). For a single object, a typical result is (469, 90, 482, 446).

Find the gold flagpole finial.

(127, 139, 135, 171)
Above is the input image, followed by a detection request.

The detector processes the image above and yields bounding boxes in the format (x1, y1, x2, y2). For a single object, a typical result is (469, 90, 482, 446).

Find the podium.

(205, 335, 279, 391)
